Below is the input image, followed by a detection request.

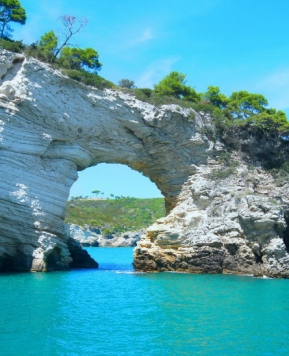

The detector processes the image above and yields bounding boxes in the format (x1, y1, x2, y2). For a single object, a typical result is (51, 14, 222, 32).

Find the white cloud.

(136, 57, 179, 88)
(129, 28, 154, 45)
(254, 68, 289, 111)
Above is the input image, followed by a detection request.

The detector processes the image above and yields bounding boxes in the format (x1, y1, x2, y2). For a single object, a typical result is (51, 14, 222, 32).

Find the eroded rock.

(66, 223, 143, 247)
(1, 49, 289, 277)
(134, 165, 289, 278)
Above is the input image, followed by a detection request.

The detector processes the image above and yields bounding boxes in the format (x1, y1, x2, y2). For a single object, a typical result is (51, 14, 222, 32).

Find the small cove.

(1, 247, 289, 356)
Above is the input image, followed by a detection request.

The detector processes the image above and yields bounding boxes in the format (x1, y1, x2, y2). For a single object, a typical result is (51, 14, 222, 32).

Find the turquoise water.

(1, 248, 289, 356)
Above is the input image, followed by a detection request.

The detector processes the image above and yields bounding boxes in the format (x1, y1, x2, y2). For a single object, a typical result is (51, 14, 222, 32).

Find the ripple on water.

(0, 247, 289, 356)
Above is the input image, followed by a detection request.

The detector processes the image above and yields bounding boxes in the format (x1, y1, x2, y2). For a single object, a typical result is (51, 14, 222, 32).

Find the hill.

(65, 197, 165, 234)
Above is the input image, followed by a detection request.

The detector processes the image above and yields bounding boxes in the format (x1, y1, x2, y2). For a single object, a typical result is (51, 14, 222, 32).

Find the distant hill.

(65, 197, 165, 235)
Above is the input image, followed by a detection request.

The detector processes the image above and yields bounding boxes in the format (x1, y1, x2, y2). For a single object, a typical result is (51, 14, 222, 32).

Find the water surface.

(0, 247, 289, 355)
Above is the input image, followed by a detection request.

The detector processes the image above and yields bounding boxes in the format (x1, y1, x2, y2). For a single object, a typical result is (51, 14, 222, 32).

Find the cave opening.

(46, 247, 62, 271)
(0, 256, 16, 272)
(65, 163, 165, 270)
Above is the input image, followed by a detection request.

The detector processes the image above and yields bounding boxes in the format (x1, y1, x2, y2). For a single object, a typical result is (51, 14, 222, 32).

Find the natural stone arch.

(1, 50, 289, 278)
(0, 50, 210, 272)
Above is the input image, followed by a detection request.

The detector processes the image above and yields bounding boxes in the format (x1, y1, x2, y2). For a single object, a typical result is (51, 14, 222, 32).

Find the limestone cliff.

(0, 50, 288, 277)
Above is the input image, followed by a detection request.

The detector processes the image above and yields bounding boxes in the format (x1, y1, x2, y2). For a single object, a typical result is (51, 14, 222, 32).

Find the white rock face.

(134, 161, 289, 277)
(0, 50, 289, 277)
(66, 223, 142, 247)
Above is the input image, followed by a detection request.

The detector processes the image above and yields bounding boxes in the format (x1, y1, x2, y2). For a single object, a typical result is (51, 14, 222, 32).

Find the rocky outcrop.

(0, 49, 289, 277)
(67, 237, 98, 269)
(133, 161, 289, 278)
(66, 223, 143, 247)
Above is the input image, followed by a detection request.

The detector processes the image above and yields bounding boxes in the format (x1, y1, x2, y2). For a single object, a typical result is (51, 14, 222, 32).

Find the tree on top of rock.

(118, 79, 136, 89)
(154, 71, 200, 102)
(225, 91, 268, 120)
(0, 0, 27, 39)
(52, 15, 88, 62)
(59, 46, 102, 72)
(38, 30, 58, 62)
(202, 86, 228, 109)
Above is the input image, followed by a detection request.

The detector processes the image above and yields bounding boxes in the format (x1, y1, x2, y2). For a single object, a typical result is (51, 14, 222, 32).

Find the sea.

(1, 247, 289, 356)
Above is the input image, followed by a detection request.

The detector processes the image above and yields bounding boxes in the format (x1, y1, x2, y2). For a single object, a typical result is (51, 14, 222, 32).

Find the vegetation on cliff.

(0, 2, 288, 175)
(133, 72, 289, 138)
(0, 5, 115, 89)
(65, 197, 165, 234)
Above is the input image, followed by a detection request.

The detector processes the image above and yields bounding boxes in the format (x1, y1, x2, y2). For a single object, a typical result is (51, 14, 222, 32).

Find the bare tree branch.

(52, 15, 88, 61)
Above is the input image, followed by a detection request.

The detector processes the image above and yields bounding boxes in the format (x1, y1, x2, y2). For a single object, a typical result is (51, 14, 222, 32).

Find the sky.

(11, 0, 289, 199)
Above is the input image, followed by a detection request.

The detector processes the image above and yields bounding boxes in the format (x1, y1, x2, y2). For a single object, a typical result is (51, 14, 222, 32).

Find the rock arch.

(1, 50, 289, 277)
(0, 51, 209, 272)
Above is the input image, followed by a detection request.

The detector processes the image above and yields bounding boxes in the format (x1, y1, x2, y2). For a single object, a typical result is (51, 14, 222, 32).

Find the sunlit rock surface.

(134, 164, 289, 278)
(0, 50, 289, 277)
(66, 223, 143, 247)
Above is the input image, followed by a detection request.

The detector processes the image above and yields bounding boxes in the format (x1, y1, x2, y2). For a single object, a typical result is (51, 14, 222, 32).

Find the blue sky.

(12, 0, 289, 198)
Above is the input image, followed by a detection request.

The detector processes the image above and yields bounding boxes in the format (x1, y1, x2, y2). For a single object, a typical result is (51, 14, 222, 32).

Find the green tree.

(185, 87, 202, 103)
(118, 79, 136, 89)
(154, 71, 200, 102)
(154, 71, 188, 98)
(250, 109, 289, 136)
(59, 46, 102, 72)
(225, 90, 268, 120)
(38, 30, 58, 62)
(203, 86, 228, 108)
(0, 0, 26, 39)
(92, 190, 101, 197)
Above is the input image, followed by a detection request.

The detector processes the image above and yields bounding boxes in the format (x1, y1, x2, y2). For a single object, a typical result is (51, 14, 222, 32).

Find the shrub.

(211, 160, 239, 180)
(0, 38, 25, 53)
(62, 69, 115, 90)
